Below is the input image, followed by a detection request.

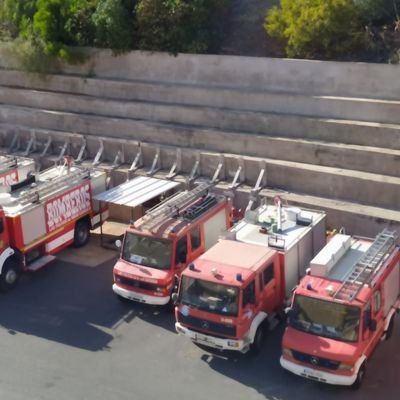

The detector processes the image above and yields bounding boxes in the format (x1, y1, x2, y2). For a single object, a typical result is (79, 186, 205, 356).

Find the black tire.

(384, 317, 395, 341)
(0, 259, 20, 290)
(73, 219, 90, 248)
(249, 326, 265, 356)
(351, 363, 366, 390)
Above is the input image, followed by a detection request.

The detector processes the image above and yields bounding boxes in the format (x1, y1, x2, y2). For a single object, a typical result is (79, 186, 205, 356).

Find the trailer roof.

(94, 176, 180, 208)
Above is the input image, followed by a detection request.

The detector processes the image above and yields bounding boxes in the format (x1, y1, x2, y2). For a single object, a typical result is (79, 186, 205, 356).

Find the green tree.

(354, 0, 400, 24)
(265, 0, 365, 58)
(0, 0, 36, 39)
(64, 0, 97, 46)
(136, 0, 227, 54)
(33, 0, 70, 56)
(92, 0, 136, 52)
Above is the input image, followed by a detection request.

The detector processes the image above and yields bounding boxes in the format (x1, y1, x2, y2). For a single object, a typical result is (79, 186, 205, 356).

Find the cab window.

(263, 263, 274, 285)
(176, 235, 188, 264)
(242, 280, 256, 307)
(190, 226, 201, 251)
(373, 289, 382, 314)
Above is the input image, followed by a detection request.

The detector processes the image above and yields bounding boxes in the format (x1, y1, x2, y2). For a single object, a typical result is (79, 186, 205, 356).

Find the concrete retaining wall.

(1, 45, 400, 99)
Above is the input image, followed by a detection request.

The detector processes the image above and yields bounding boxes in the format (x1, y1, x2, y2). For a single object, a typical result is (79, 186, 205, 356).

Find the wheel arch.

(248, 312, 268, 343)
(0, 247, 15, 275)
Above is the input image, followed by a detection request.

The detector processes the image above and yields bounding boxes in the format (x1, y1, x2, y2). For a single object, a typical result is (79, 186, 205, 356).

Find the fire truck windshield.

(180, 276, 239, 317)
(122, 232, 173, 270)
(290, 295, 360, 343)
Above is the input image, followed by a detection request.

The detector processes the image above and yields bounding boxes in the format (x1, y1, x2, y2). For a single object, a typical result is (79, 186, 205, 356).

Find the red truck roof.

(184, 239, 277, 286)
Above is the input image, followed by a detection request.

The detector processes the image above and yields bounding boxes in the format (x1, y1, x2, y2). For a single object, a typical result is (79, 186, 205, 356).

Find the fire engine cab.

(112, 182, 231, 305)
(280, 229, 400, 389)
(0, 155, 36, 186)
(0, 161, 107, 289)
(174, 200, 326, 353)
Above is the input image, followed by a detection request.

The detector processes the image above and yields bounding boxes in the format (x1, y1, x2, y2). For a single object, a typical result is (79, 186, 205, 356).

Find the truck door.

(0, 211, 9, 251)
(189, 225, 203, 261)
(175, 235, 188, 275)
(259, 261, 278, 313)
(361, 301, 380, 357)
(241, 280, 256, 331)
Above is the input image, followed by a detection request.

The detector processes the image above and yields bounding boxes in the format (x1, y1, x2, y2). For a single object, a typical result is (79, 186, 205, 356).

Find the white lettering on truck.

(46, 183, 91, 232)
(0, 171, 18, 186)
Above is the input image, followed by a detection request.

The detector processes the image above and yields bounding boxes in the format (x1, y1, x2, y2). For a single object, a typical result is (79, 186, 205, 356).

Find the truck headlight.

(338, 363, 353, 371)
(282, 347, 293, 358)
(227, 341, 240, 348)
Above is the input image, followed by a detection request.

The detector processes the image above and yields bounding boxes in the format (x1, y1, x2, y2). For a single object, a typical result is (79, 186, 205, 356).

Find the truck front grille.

(115, 275, 158, 292)
(178, 313, 236, 338)
(292, 350, 340, 370)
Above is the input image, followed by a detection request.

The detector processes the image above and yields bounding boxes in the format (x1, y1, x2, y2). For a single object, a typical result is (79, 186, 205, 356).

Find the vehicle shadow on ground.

(196, 323, 387, 400)
(0, 257, 174, 352)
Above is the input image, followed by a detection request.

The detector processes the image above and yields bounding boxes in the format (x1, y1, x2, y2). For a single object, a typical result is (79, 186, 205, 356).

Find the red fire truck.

(0, 161, 107, 289)
(112, 182, 231, 305)
(280, 230, 400, 389)
(0, 154, 36, 186)
(174, 201, 326, 353)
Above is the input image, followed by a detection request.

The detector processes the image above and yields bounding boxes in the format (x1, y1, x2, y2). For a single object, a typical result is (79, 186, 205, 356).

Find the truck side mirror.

(368, 318, 377, 332)
(171, 292, 179, 305)
(115, 239, 122, 249)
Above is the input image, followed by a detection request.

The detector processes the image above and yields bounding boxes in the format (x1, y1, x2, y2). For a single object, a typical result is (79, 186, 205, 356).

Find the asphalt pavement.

(0, 238, 399, 400)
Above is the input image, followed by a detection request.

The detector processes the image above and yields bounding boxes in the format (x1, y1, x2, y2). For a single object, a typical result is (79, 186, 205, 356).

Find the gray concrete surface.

(1, 45, 399, 99)
(0, 242, 399, 400)
(0, 48, 399, 243)
(1, 71, 400, 124)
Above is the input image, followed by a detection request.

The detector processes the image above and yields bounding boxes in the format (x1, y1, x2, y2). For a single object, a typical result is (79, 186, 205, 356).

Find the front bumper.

(175, 322, 249, 353)
(280, 356, 357, 386)
(113, 284, 170, 305)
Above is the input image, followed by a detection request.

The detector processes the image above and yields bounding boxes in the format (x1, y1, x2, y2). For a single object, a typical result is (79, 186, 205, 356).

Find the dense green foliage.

(0, 0, 228, 61)
(136, 0, 227, 54)
(265, 0, 365, 58)
(355, 0, 400, 24)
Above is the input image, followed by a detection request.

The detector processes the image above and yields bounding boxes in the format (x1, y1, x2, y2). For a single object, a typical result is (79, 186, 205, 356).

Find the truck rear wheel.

(73, 219, 90, 248)
(0, 259, 20, 290)
(351, 363, 366, 390)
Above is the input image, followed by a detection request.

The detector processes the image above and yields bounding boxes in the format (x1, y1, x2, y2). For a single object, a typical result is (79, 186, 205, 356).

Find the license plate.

(195, 334, 213, 345)
(303, 368, 322, 379)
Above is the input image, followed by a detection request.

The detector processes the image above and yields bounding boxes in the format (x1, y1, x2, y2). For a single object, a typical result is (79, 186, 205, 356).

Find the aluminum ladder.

(0, 155, 18, 174)
(333, 229, 397, 301)
(18, 167, 90, 205)
(140, 181, 212, 230)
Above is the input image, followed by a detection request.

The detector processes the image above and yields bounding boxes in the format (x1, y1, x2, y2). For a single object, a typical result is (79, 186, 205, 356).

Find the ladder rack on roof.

(18, 167, 90, 206)
(333, 229, 397, 301)
(140, 181, 212, 230)
(0, 155, 18, 173)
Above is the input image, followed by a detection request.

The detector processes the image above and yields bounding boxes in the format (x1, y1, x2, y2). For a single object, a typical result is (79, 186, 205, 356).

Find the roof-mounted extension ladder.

(0, 155, 18, 174)
(333, 229, 397, 301)
(139, 182, 212, 231)
(18, 167, 90, 205)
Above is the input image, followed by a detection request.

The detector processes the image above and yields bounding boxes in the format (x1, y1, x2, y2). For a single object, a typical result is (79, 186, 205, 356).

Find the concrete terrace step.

(1, 123, 400, 211)
(1, 70, 400, 125)
(1, 105, 400, 177)
(89, 163, 400, 240)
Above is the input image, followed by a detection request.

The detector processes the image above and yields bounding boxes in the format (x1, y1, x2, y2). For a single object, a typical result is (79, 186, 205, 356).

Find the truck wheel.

(351, 363, 366, 390)
(384, 317, 395, 341)
(249, 326, 265, 356)
(0, 259, 20, 290)
(73, 219, 90, 248)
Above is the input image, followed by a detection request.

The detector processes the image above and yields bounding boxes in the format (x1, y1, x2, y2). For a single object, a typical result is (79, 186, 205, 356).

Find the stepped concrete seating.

(0, 50, 399, 237)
